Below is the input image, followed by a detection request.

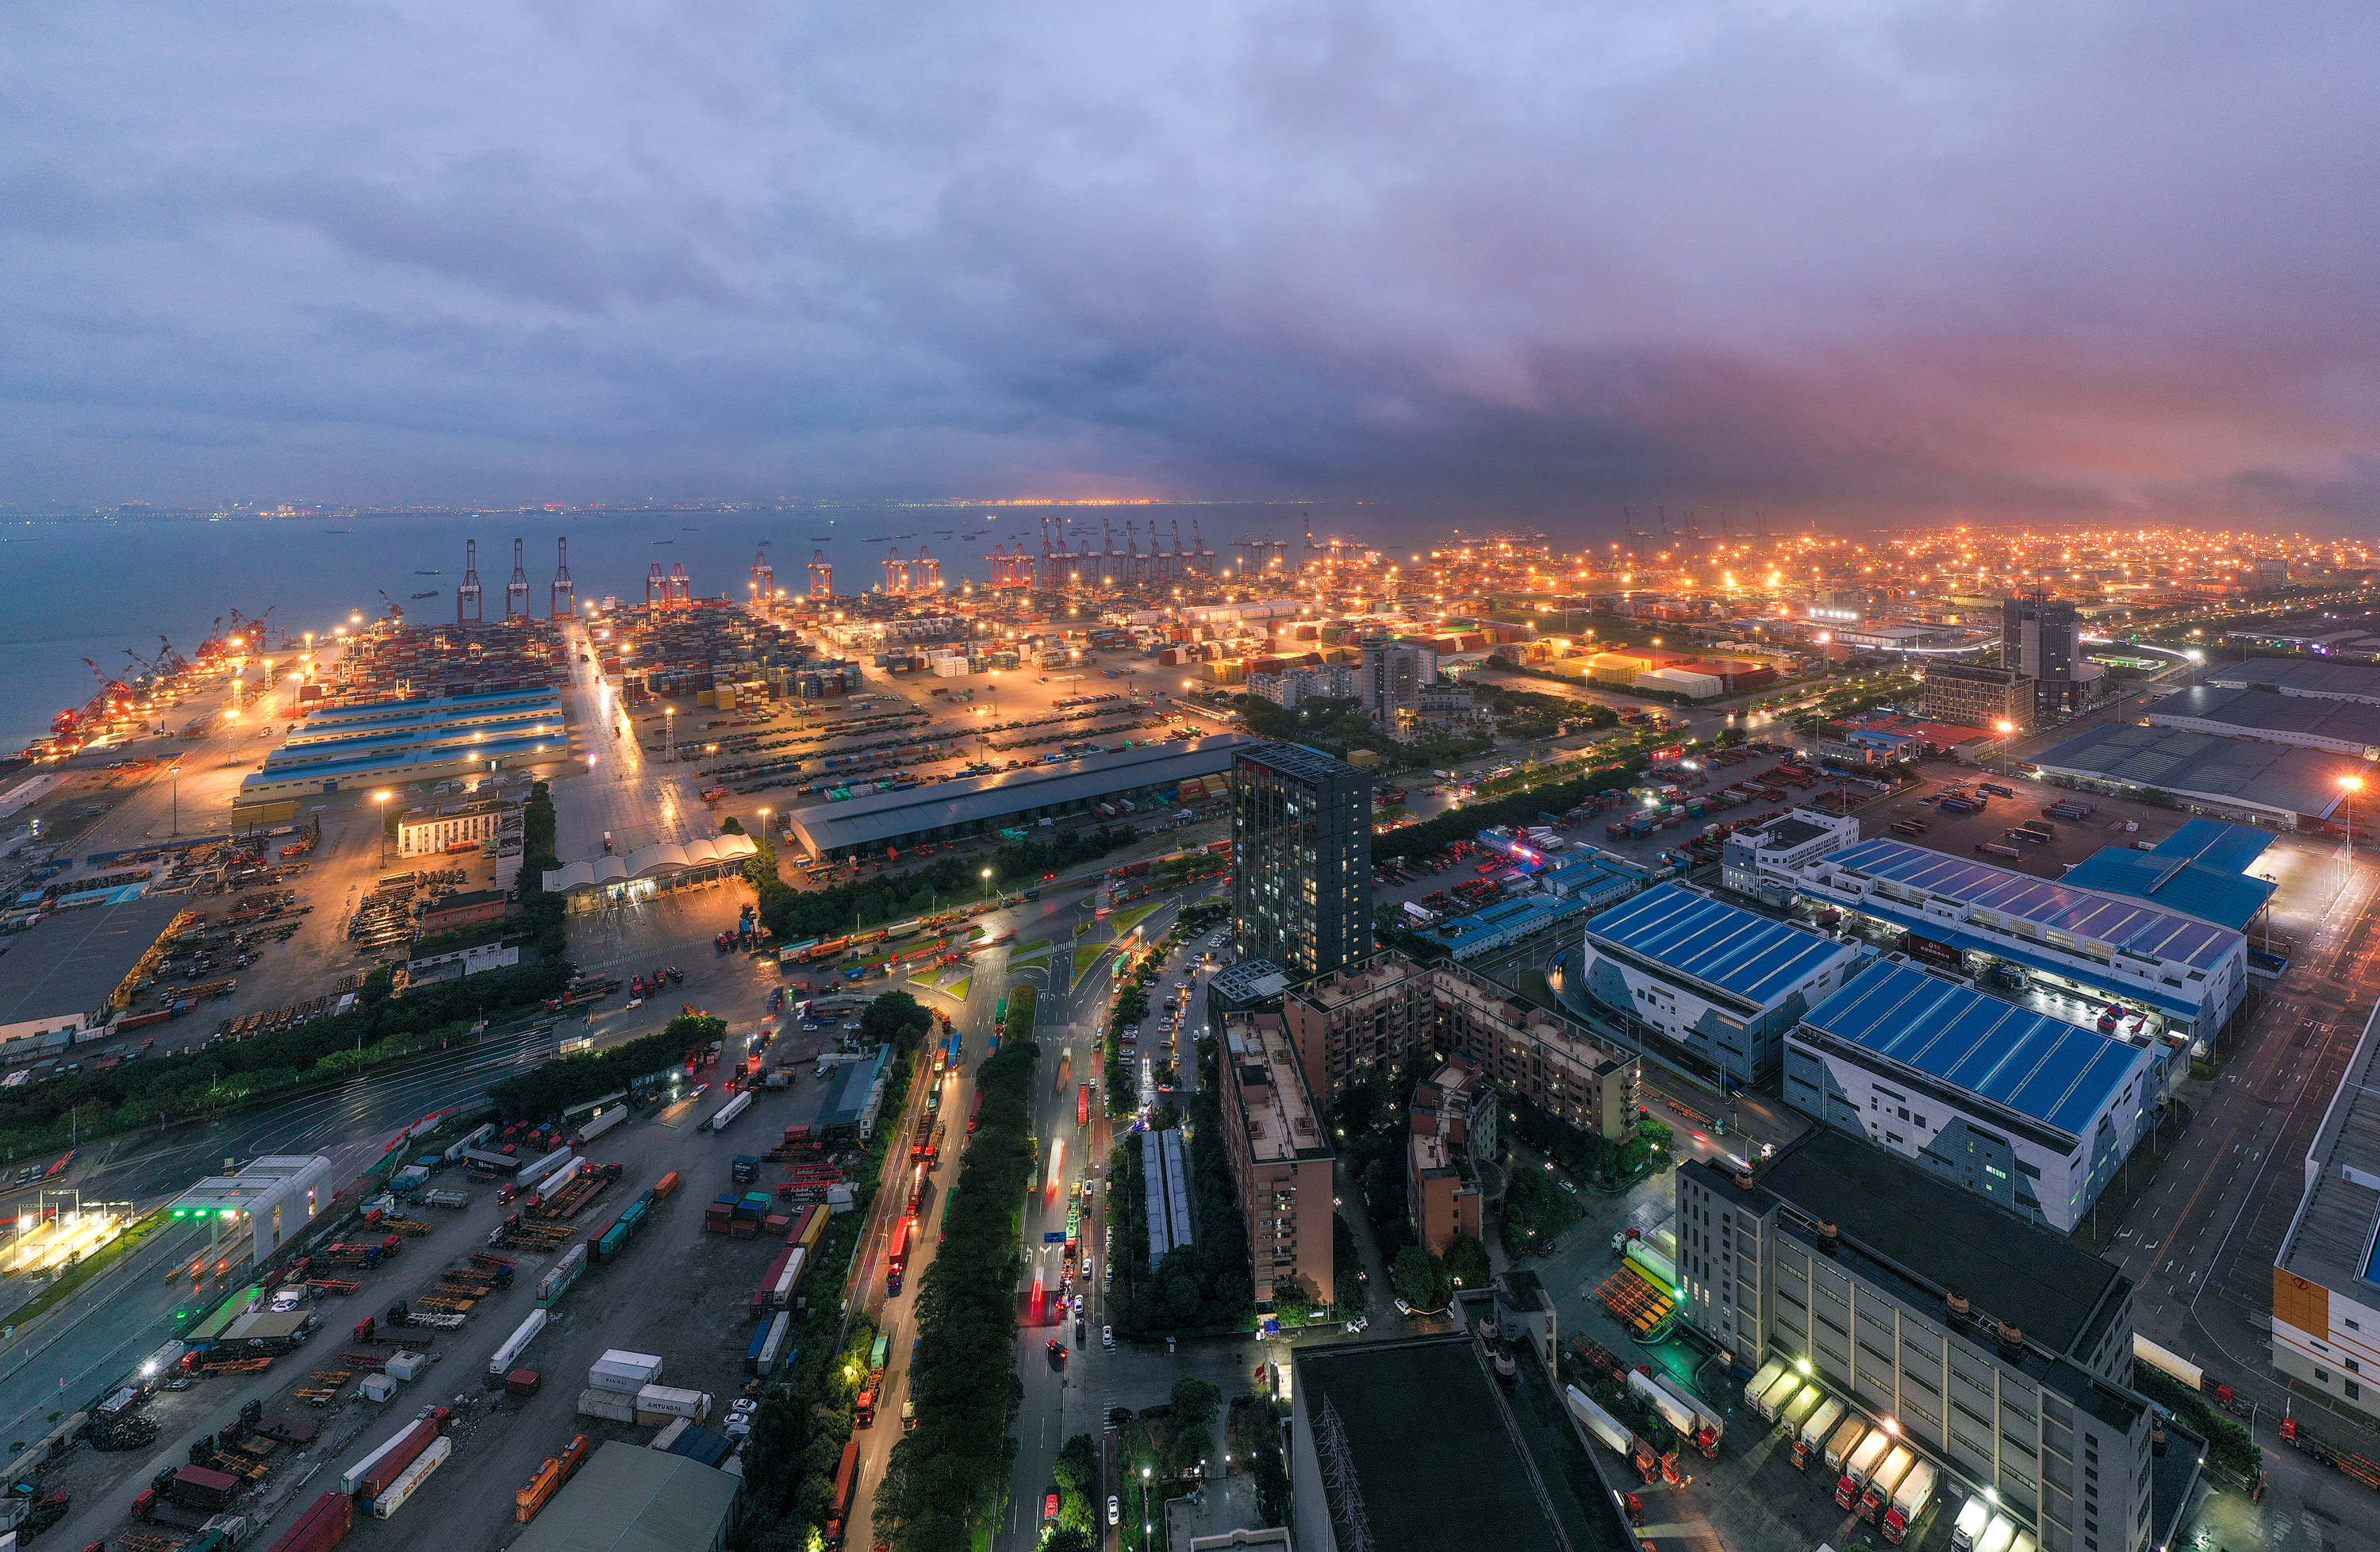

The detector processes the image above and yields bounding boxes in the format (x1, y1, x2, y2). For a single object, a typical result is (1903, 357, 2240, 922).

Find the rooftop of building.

(506, 1440, 739, 1552)
(1798, 958, 2154, 1141)
(2029, 720, 2372, 820)
(1583, 884, 1858, 1008)
(1696, 1128, 2129, 1358)
(2148, 682, 2380, 748)
(1293, 1335, 1637, 1552)
(1818, 837, 2244, 970)
(397, 796, 516, 824)
(2205, 655, 2380, 701)
(1747, 813, 1837, 851)
(2059, 820, 2276, 933)
(1288, 951, 1426, 1011)
(1232, 739, 1370, 784)
(0, 895, 189, 1023)
(2278, 1000, 2380, 1296)
(543, 833, 758, 893)
(284, 694, 563, 743)
(1224, 1012, 1330, 1164)
(424, 888, 508, 912)
(240, 731, 570, 792)
(1211, 957, 1292, 1009)
(781, 734, 1257, 853)
(303, 686, 562, 721)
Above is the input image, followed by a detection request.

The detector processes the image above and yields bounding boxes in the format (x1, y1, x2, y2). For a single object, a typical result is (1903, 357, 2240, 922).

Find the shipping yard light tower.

(457, 540, 484, 624)
(808, 550, 834, 601)
(506, 538, 532, 620)
(551, 537, 575, 618)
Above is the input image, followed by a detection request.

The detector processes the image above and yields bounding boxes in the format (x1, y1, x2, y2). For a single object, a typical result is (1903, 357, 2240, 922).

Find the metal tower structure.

(808, 549, 834, 599)
(506, 538, 532, 619)
(1314, 1398, 1376, 1552)
(884, 546, 907, 594)
(1192, 517, 1215, 575)
(666, 562, 691, 607)
(551, 537, 575, 617)
(913, 544, 940, 591)
(646, 561, 668, 610)
(750, 546, 774, 607)
(457, 540, 484, 624)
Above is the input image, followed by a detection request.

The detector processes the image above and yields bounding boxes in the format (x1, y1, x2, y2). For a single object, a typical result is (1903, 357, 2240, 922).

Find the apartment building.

(1408, 1058, 1486, 1256)
(1231, 742, 1374, 981)
(1217, 1010, 1336, 1307)
(1680, 1132, 2156, 1552)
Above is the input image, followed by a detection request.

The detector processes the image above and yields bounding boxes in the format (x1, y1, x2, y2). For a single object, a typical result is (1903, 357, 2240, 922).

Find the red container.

(170, 1464, 242, 1511)
(359, 1420, 438, 1500)
(507, 1369, 542, 1397)
(266, 1490, 354, 1552)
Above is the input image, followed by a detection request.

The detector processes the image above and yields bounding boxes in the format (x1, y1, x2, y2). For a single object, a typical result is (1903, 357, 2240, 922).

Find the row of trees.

(0, 783, 577, 1157)
(486, 1012, 723, 1122)
(1368, 756, 1656, 864)
(746, 824, 1142, 944)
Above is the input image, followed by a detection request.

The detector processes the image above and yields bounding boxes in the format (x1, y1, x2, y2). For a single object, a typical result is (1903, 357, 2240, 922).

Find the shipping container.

(487, 1309, 549, 1382)
(369, 1434, 452, 1519)
(634, 1385, 713, 1425)
(264, 1491, 353, 1552)
(576, 1388, 638, 1423)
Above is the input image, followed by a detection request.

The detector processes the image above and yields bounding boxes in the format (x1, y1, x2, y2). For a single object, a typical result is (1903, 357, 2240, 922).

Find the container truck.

(1645, 1371, 1722, 1456)
(1948, 1496, 1990, 1552)
(537, 1243, 586, 1307)
(487, 1309, 548, 1385)
(532, 1155, 586, 1202)
(1858, 1445, 1916, 1522)
(1777, 1383, 1823, 1440)
(1836, 1429, 1891, 1508)
(1754, 1367, 1801, 1420)
(513, 1147, 574, 1193)
(826, 1438, 861, 1547)
(1742, 1357, 1787, 1412)
(1626, 1370, 1695, 1440)
(1564, 1385, 1633, 1458)
(420, 1189, 470, 1209)
(354, 1411, 450, 1500)
(1970, 1517, 2017, 1552)
(1792, 1397, 1843, 1469)
(370, 1434, 451, 1519)
(1881, 1458, 1937, 1543)
(705, 1091, 754, 1132)
(1822, 1416, 1868, 1476)
(264, 1490, 352, 1552)
(165, 1466, 243, 1512)
(770, 1247, 808, 1309)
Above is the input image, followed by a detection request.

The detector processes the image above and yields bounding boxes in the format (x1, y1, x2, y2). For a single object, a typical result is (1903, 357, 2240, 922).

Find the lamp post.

(167, 764, 182, 836)
(374, 789, 393, 863)
(2341, 774, 2363, 893)
(663, 707, 675, 765)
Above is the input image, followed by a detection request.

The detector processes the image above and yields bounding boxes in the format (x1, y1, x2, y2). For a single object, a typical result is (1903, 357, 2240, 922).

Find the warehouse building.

(294, 686, 562, 732)
(2273, 999, 2380, 1425)
(1789, 839, 2249, 1041)
(781, 735, 1258, 860)
(2205, 655, 2380, 706)
(508, 1439, 738, 1552)
(1576, 884, 1864, 1084)
(1784, 958, 2162, 1232)
(168, 1154, 333, 1267)
(0, 895, 191, 1061)
(237, 722, 573, 809)
(395, 797, 518, 859)
(2026, 720, 2371, 828)
(2056, 819, 2276, 935)
(281, 691, 564, 750)
(2142, 682, 2380, 758)
(1679, 1132, 2165, 1552)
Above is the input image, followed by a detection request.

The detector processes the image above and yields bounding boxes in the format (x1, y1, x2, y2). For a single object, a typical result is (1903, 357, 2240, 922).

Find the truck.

(1882, 1457, 1937, 1543)
(420, 1188, 470, 1209)
(264, 1490, 353, 1552)
(1643, 1370, 1722, 1457)
(1948, 1495, 1992, 1551)
(578, 1104, 628, 1143)
(1564, 1384, 1633, 1458)
(488, 1309, 549, 1384)
(887, 1218, 912, 1295)
(747, 1311, 793, 1376)
(1792, 1397, 1844, 1470)
(1822, 1415, 1868, 1476)
(827, 1437, 862, 1546)
(1742, 1357, 1786, 1412)
(1626, 1369, 1695, 1441)
(732, 1154, 761, 1185)
(770, 1247, 808, 1309)
(1752, 1366, 1800, 1420)
(705, 1091, 754, 1132)
(340, 1409, 451, 1496)
(1859, 1445, 1916, 1523)
(370, 1433, 452, 1519)
(1836, 1428, 1891, 1508)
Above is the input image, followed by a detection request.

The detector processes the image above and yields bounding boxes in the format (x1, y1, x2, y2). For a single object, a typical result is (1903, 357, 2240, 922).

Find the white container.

(592, 1350, 664, 1387)
(370, 1434, 451, 1519)
(650, 1418, 692, 1452)
(384, 1350, 427, 1383)
(577, 1388, 638, 1423)
(489, 1309, 548, 1377)
(360, 1373, 397, 1403)
(633, 1384, 711, 1423)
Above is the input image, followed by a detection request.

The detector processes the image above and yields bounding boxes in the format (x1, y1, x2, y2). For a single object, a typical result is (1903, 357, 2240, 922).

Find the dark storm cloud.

(2, 0, 2377, 521)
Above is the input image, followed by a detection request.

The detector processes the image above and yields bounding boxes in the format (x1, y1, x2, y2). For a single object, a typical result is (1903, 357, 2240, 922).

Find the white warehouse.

(1785, 958, 2162, 1232)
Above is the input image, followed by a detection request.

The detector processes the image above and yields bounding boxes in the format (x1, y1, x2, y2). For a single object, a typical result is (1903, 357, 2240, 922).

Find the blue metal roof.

(2059, 847, 2274, 935)
(2150, 817, 2274, 874)
(1584, 885, 1856, 1008)
(285, 695, 562, 745)
(1822, 838, 2243, 970)
(1826, 893, 2204, 1020)
(1802, 959, 2153, 1139)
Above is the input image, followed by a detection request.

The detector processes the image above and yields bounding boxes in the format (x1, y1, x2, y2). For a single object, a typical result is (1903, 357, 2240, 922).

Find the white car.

(1394, 1297, 1415, 1316)
(1102, 1324, 1115, 1350)
(1108, 1495, 1122, 1527)
(729, 1398, 759, 1417)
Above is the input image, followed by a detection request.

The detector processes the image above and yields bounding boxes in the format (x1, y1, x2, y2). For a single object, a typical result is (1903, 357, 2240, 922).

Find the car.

(724, 1416, 752, 1439)
(1558, 1177, 1577, 1194)
(729, 1398, 759, 1417)
(1394, 1297, 1415, 1316)
(1343, 1316, 1368, 1334)
(1044, 1491, 1061, 1525)
(1070, 1293, 1084, 1316)
(1102, 1324, 1115, 1349)
(1109, 1495, 1122, 1527)
(1047, 1339, 1069, 1365)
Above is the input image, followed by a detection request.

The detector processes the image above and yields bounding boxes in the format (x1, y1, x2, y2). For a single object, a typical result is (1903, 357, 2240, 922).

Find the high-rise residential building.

(1680, 1132, 2157, 1552)
(1230, 742, 1373, 980)
(1358, 636, 1438, 721)
(2003, 594, 2107, 721)
(1407, 1058, 1485, 1256)
(1920, 659, 2035, 734)
(1216, 1009, 1335, 1306)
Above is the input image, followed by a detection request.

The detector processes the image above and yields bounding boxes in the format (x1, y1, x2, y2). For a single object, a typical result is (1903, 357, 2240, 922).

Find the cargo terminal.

(777, 733, 1257, 860)
(0, 894, 194, 1062)
(234, 689, 575, 814)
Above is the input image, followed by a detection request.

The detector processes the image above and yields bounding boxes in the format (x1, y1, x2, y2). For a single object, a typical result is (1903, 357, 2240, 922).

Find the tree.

(719, 815, 745, 834)
(1393, 1245, 1450, 1310)
(1169, 1375, 1220, 1434)
(860, 990, 934, 1051)
(1162, 1270, 1200, 1323)
(1444, 1234, 1491, 1292)
(1045, 1531, 1096, 1552)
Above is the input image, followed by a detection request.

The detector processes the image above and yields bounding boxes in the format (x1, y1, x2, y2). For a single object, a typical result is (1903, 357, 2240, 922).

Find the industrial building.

(1784, 958, 2162, 1232)
(2027, 720, 2372, 828)
(1719, 807, 1861, 901)
(279, 690, 564, 751)
(507, 1439, 739, 1552)
(542, 833, 759, 909)
(2205, 655, 2380, 706)
(1679, 1132, 2164, 1552)
(779, 735, 1257, 860)
(292, 686, 562, 732)
(2143, 682, 2380, 759)
(1788, 838, 2249, 1040)
(1407, 1058, 1485, 1257)
(2056, 819, 2276, 934)
(1217, 1009, 1335, 1306)
(167, 1155, 333, 1268)
(1288, 1332, 1639, 1552)
(1232, 741, 1373, 981)
(2273, 1000, 2380, 1424)
(394, 796, 518, 858)
(0, 895, 192, 1061)
(236, 689, 574, 812)
(1576, 885, 1864, 1084)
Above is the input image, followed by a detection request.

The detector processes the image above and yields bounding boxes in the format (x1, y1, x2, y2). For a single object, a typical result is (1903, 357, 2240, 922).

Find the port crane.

(378, 589, 406, 622)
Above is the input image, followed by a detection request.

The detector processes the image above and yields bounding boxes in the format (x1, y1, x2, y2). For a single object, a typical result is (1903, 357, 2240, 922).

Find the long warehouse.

(780, 734, 1258, 859)
(238, 690, 574, 809)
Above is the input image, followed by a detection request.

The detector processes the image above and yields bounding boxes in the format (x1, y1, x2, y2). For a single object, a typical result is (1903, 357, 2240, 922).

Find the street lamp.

(663, 707, 675, 764)
(167, 764, 182, 836)
(374, 789, 393, 862)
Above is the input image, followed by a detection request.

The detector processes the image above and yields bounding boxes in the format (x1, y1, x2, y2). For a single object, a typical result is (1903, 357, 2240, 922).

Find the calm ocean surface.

(0, 502, 1418, 753)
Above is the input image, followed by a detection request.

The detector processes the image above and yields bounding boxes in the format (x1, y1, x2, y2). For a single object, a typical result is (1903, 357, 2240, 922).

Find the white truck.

(1564, 1385, 1634, 1459)
(1792, 1397, 1843, 1470)
(1753, 1366, 1800, 1420)
(1626, 1370, 1697, 1440)
(1835, 1429, 1891, 1508)
(1881, 1458, 1937, 1544)
(1646, 1371, 1722, 1456)
(1859, 1446, 1915, 1523)
(1743, 1357, 1787, 1412)
(1949, 1496, 1991, 1551)
(1778, 1384, 1824, 1439)
(1821, 1414, 1868, 1477)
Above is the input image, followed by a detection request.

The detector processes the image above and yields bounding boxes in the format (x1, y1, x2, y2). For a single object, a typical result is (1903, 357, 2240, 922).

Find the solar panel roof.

(1821, 837, 2243, 970)
(1800, 959, 2152, 1138)
(1583, 884, 1856, 1008)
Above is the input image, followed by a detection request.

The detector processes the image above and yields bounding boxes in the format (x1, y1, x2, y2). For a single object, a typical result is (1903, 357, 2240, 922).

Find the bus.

(1077, 1082, 1091, 1128)
(827, 1439, 860, 1546)
(887, 1218, 912, 1296)
(968, 1092, 985, 1135)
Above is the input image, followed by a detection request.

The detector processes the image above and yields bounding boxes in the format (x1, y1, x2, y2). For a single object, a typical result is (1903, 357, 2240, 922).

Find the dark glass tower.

(1230, 743, 1373, 980)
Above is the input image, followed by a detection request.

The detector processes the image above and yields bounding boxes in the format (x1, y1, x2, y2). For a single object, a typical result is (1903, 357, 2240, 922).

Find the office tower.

(1230, 742, 1372, 979)
(1359, 636, 1438, 722)
(2003, 594, 2106, 720)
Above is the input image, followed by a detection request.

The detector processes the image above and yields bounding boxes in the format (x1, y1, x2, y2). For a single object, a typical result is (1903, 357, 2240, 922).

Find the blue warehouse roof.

(2152, 816, 2274, 874)
(1821, 838, 2244, 971)
(1584, 884, 1856, 1008)
(1801, 959, 2152, 1140)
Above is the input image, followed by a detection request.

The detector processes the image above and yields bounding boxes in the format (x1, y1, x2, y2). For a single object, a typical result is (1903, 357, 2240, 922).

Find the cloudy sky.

(4, 0, 2375, 524)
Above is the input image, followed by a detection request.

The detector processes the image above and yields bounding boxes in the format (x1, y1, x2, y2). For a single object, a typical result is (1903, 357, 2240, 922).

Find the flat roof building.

(2056, 819, 2276, 934)
(278, 693, 564, 751)
(1785, 958, 2162, 1231)
(1408, 1058, 1485, 1258)
(169, 1154, 332, 1267)
(1719, 806, 1862, 902)
(296, 686, 564, 730)
(1791, 838, 2248, 1039)
(396, 797, 518, 859)
(0, 895, 191, 1060)
(2144, 682, 2380, 758)
(506, 1439, 738, 1552)
(543, 833, 758, 909)
(781, 735, 1258, 859)
(2205, 655, 2380, 706)
(1218, 1010, 1334, 1307)
(2274, 1000, 2380, 1425)
(2028, 720, 2372, 828)
(1577, 884, 1864, 1084)
(1680, 1131, 2159, 1551)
